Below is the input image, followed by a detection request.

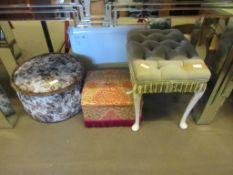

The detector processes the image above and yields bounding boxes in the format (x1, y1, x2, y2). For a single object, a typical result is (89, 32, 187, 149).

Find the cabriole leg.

(132, 93, 142, 132)
(180, 90, 206, 130)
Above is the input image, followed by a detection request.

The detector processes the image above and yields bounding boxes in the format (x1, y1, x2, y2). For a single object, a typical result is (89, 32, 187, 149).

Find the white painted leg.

(179, 90, 206, 130)
(132, 93, 142, 132)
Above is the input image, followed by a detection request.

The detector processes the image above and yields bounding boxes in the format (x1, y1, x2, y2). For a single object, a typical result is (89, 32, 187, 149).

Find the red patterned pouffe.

(81, 69, 142, 127)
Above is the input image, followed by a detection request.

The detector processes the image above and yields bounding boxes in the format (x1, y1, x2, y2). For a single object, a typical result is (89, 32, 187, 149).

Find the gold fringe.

(129, 65, 207, 94)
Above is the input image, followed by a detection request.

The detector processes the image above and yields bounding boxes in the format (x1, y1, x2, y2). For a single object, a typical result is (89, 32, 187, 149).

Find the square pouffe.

(11, 53, 84, 123)
(127, 29, 211, 131)
(81, 69, 141, 127)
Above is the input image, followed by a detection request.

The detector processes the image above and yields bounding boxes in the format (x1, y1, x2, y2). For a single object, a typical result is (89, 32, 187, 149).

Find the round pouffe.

(11, 53, 84, 123)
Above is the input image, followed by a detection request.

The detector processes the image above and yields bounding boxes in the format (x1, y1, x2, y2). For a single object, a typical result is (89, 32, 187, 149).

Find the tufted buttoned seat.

(127, 29, 211, 131)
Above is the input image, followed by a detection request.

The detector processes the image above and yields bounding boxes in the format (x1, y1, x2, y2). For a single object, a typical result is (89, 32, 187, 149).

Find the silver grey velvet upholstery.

(128, 29, 211, 83)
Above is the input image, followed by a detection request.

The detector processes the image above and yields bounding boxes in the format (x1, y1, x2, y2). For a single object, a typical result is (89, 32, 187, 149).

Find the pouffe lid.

(81, 69, 133, 106)
(12, 53, 84, 96)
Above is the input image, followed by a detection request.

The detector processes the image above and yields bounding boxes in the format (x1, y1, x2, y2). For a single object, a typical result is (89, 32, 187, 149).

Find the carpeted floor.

(0, 93, 232, 175)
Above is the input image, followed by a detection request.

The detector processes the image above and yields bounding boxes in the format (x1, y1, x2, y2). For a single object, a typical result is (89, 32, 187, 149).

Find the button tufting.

(128, 29, 198, 62)
(127, 29, 211, 90)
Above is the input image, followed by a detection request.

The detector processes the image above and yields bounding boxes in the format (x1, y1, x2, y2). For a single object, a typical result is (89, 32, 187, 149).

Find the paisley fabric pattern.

(13, 53, 83, 94)
(82, 70, 133, 106)
(81, 70, 138, 127)
(83, 106, 134, 120)
(0, 85, 15, 117)
(17, 84, 82, 123)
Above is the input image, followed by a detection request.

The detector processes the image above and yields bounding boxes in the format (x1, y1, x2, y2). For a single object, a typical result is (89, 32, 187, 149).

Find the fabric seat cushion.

(128, 29, 211, 83)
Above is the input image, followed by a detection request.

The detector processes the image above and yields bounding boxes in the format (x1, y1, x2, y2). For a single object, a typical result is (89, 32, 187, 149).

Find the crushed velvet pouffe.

(127, 29, 211, 131)
(81, 69, 142, 127)
(11, 53, 84, 123)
